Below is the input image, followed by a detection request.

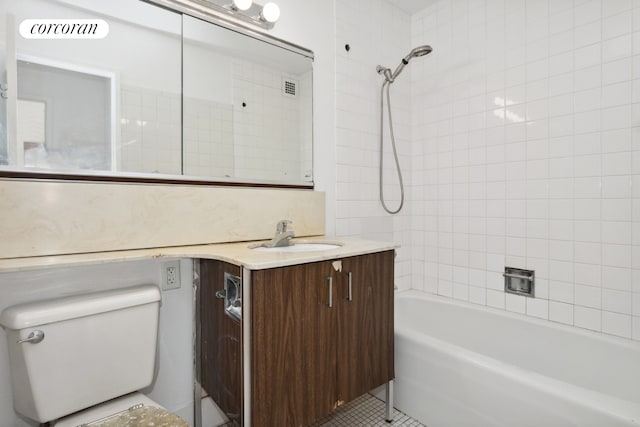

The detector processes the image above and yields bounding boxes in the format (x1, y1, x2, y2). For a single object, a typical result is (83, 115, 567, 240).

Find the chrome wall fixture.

(206, 0, 281, 29)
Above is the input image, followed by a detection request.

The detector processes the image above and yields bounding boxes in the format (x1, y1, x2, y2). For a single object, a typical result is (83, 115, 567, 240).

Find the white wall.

(0, 260, 193, 427)
(410, 0, 640, 341)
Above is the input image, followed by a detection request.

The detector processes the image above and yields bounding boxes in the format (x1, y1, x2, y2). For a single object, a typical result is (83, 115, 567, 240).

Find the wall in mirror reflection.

(0, 0, 313, 185)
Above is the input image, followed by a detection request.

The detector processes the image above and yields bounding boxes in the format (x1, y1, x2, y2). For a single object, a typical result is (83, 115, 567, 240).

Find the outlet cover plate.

(162, 260, 181, 291)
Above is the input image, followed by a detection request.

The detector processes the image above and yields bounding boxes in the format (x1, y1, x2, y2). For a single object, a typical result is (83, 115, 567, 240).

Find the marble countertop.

(0, 236, 399, 273)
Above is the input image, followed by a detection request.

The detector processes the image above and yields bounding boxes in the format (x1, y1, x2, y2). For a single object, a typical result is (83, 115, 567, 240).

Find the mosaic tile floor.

(215, 393, 425, 426)
(312, 394, 425, 427)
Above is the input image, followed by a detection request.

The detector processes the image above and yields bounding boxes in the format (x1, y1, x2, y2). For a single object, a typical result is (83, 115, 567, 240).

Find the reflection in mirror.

(182, 15, 313, 183)
(0, 0, 313, 186)
(0, 0, 182, 174)
(18, 59, 112, 170)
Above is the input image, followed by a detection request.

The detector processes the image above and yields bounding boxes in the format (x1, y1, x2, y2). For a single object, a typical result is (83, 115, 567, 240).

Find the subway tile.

(574, 220, 602, 242)
(549, 94, 574, 117)
(549, 115, 574, 137)
(603, 57, 633, 85)
(601, 105, 631, 131)
(469, 286, 487, 305)
(634, 293, 640, 316)
(550, 259, 575, 282)
(573, 177, 601, 198)
(602, 288, 632, 314)
(574, 241, 602, 264)
(535, 277, 550, 299)
(602, 152, 632, 175)
(602, 266, 633, 291)
(549, 219, 574, 240)
(527, 238, 549, 258)
(602, 311, 632, 338)
(547, 178, 573, 199)
(405, 0, 640, 344)
(602, 128, 632, 153)
(550, 280, 574, 303)
(575, 88, 601, 113)
(527, 179, 550, 198)
(603, 12, 633, 40)
(549, 157, 573, 178)
(602, 198, 632, 221)
(575, 284, 601, 308)
(487, 289, 505, 309)
(549, 199, 573, 219)
(574, 132, 601, 156)
(526, 297, 549, 319)
(506, 293, 526, 314)
(602, 35, 633, 63)
(549, 73, 574, 96)
(603, 0, 634, 18)
(633, 316, 640, 341)
(602, 244, 632, 268)
(549, 240, 574, 261)
(438, 279, 454, 297)
(574, 66, 602, 91)
(574, 199, 601, 220)
(550, 30, 574, 55)
(527, 199, 549, 218)
(574, 43, 602, 70)
(575, 262, 602, 287)
(549, 53, 574, 76)
(602, 221, 632, 244)
(549, 300, 574, 325)
(574, 21, 602, 49)
(573, 154, 602, 177)
(574, 305, 602, 331)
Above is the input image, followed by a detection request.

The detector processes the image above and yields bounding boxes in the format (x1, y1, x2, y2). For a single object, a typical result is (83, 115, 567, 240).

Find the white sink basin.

(250, 241, 343, 253)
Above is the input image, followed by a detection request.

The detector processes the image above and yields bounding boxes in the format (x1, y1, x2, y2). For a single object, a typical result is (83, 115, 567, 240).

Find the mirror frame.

(0, 0, 315, 189)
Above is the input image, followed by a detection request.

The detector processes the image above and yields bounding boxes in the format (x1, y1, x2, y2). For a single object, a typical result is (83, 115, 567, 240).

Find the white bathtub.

(394, 291, 640, 427)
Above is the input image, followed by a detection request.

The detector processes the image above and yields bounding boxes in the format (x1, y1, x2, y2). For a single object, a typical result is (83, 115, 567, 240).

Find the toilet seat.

(54, 392, 189, 427)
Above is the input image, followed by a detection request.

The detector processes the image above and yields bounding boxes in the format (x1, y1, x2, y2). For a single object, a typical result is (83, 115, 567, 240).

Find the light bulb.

(261, 2, 280, 23)
(232, 0, 252, 11)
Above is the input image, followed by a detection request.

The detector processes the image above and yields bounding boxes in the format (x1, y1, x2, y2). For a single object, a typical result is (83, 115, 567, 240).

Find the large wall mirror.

(0, 0, 313, 187)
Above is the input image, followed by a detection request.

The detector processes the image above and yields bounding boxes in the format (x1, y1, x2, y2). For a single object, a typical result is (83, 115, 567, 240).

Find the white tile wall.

(408, 0, 640, 341)
(334, 0, 413, 289)
(232, 59, 308, 182)
(183, 98, 234, 178)
(121, 62, 311, 183)
(120, 85, 181, 175)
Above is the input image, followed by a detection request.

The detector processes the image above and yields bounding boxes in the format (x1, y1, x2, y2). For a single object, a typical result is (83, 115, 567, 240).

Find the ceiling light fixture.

(215, 0, 280, 29)
(231, 0, 252, 11)
(260, 2, 280, 24)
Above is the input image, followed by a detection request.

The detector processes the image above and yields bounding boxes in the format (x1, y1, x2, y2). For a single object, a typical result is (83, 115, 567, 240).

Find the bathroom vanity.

(197, 240, 396, 426)
(0, 236, 396, 427)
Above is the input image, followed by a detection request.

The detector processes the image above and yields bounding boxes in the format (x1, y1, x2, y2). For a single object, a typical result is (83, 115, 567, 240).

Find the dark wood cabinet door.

(251, 262, 337, 427)
(336, 251, 395, 403)
(200, 260, 243, 425)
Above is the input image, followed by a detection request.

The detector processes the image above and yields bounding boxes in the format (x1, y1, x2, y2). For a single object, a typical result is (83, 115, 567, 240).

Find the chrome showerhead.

(404, 45, 432, 60)
(378, 44, 433, 83)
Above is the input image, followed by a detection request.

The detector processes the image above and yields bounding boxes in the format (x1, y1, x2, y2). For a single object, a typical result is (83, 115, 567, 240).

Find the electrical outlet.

(162, 260, 181, 291)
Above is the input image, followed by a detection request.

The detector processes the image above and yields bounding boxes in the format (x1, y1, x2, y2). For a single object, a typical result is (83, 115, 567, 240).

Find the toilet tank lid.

(0, 284, 161, 330)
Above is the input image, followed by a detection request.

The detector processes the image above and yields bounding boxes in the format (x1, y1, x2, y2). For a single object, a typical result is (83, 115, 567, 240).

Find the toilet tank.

(0, 284, 161, 423)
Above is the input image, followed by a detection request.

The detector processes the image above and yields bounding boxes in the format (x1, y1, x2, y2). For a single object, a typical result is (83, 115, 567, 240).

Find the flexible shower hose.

(379, 80, 404, 214)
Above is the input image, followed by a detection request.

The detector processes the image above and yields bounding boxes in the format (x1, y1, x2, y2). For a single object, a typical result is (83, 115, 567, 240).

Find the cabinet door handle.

(327, 276, 333, 308)
(347, 272, 353, 302)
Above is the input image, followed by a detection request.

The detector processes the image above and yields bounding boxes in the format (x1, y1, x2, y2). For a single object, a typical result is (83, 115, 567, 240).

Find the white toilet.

(0, 284, 189, 426)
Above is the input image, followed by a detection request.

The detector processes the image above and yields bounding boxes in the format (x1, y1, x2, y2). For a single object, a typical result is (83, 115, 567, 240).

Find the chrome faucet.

(263, 220, 295, 248)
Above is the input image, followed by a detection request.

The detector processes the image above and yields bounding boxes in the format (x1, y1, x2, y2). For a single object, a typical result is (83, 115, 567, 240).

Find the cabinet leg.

(385, 380, 394, 422)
